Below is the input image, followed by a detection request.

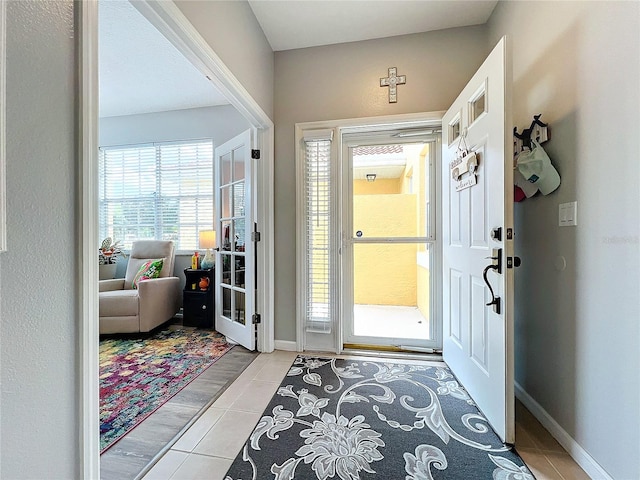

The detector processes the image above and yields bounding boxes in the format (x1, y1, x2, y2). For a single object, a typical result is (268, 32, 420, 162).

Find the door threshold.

(342, 343, 443, 362)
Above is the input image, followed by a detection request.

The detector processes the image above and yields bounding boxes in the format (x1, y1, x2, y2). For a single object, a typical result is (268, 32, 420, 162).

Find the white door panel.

(215, 130, 255, 351)
(442, 36, 514, 442)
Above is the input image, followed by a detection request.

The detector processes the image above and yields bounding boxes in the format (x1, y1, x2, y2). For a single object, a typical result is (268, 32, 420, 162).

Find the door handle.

(486, 248, 502, 274)
(483, 248, 502, 314)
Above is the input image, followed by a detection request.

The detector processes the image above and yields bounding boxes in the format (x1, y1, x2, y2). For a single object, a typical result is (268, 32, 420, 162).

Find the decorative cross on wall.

(380, 67, 406, 103)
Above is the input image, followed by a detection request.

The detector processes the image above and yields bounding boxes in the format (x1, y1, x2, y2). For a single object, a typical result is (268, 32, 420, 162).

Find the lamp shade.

(199, 230, 216, 249)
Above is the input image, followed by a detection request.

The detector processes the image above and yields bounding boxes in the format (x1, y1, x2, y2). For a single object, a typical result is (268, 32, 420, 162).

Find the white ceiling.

(99, 0, 497, 118)
(99, 0, 228, 118)
(248, 0, 498, 51)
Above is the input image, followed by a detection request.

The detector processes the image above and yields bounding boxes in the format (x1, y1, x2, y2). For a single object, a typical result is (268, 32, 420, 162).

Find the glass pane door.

(344, 140, 439, 350)
(353, 242, 432, 341)
(220, 150, 246, 325)
(215, 130, 254, 350)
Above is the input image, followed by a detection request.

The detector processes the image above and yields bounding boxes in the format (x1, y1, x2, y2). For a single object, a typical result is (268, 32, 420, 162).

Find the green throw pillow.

(132, 259, 164, 289)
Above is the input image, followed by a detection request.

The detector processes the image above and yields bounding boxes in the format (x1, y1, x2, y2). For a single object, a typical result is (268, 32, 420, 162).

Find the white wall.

(273, 26, 489, 341)
(0, 1, 79, 478)
(174, 0, 274, 120)
(488, 2, 640, 478)
(99, 104, 249, 147)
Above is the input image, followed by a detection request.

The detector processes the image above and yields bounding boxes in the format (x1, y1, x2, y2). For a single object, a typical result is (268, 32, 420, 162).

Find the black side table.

(183, 268, 214, 328)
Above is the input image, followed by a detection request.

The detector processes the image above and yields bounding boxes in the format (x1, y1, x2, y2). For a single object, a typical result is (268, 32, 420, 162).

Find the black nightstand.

(183, 268, 214, 328)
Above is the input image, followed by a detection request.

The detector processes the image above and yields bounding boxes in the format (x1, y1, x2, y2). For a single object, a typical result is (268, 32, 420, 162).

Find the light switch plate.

(559, 201, 577, 226)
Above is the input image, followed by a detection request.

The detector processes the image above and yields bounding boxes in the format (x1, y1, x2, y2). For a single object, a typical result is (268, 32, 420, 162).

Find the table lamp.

(199, 230, 217, 269)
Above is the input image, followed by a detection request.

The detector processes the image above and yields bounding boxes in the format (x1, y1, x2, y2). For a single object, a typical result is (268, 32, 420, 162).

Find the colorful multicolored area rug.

(225, 356, 532, 480)
(100, 328, 232, 453)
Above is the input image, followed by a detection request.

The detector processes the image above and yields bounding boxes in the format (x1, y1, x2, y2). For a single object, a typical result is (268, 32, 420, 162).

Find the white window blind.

(99, 140, 214, 251)
(303, 129, 334, 334)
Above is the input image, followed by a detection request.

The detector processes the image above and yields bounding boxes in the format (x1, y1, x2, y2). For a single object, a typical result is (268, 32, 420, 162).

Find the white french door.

(441, 36, 514, 442)
(215, 130, 256, 351)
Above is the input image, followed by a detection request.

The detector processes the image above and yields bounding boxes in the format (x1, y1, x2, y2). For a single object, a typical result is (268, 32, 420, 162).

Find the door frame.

(78, 2, 275, 477)
(295, 111, 444, 354)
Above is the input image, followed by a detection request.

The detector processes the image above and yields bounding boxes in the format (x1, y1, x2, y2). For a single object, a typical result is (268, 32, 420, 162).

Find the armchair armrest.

(138, 277, 181, 332)
(99, 278, 125, 292)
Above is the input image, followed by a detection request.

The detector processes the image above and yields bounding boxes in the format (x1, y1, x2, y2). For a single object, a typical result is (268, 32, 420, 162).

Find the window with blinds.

(303, 130, 334, 334)
(99, 140, 214, 251)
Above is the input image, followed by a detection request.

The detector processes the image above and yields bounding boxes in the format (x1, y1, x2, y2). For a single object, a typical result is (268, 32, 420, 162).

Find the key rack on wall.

(513, 114, 549, 154)
(512, 114, 562, 201)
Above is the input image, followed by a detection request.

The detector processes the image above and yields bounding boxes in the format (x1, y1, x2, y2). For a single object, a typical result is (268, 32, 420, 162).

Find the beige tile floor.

(142, 351, 590, 480)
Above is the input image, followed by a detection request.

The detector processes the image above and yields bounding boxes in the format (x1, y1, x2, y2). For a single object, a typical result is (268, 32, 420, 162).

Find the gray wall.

(175, 0, 274, 120)
(99, 104, 250, 147)
(273, 26, 489, 341)
(488, 2, 639, 478)
(0, 1, 79, 478)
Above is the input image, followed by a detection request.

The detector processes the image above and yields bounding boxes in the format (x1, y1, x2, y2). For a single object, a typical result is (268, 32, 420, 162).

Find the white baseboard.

(274, 340, 298, 352)
(515, 382, 612, 480)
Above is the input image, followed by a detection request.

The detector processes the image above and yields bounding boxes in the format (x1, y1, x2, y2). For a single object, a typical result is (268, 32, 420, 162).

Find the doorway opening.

(297, 36, 514, 445)
(342, 134, 441, 352)
(81, 1, 275, 477)
(295, 114, 444, 355)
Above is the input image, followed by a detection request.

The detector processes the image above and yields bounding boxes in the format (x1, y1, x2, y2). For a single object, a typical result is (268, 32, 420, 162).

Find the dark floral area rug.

(225, 356, 533, 479)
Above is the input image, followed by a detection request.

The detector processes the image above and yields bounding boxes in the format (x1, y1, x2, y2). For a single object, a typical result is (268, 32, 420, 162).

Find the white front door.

(442, 37, 514, 442)
(215, 130, 256, 351)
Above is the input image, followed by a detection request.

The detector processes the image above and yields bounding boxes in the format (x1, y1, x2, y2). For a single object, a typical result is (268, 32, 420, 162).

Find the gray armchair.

(99, 240, 181, 334)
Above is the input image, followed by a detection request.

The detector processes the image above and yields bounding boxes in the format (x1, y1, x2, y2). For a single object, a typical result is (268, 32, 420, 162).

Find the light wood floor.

(142, 351, 590, 480)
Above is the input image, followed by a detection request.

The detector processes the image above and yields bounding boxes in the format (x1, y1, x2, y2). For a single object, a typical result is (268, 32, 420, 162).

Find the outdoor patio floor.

(353, 304, 430, 340)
